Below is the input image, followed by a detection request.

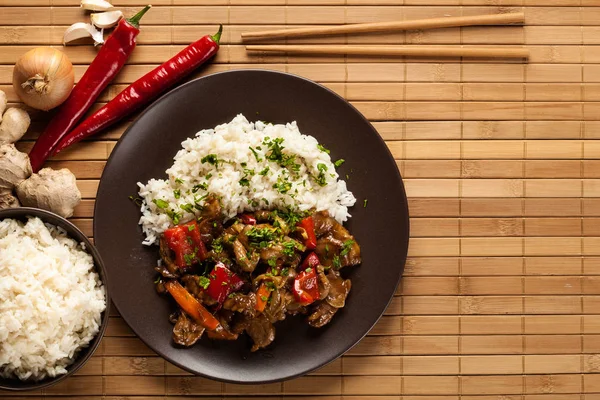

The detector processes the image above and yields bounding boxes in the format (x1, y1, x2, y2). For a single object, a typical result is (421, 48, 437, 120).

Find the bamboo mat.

(3, 0, 600, 398)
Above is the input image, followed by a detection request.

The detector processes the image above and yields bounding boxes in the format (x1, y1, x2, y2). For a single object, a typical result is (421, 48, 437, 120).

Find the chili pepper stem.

(127, 5, 152, 29)
(211, 25, 223, 44)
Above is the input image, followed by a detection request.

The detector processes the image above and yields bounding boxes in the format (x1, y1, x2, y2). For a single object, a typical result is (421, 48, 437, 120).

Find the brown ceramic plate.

(94, 70, 408, 384)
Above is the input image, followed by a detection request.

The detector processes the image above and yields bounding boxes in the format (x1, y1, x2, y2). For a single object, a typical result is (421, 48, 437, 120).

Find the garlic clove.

(90, 10, 123, 29)
(63, 22, 104, 45)
(80, 0, 114, 11)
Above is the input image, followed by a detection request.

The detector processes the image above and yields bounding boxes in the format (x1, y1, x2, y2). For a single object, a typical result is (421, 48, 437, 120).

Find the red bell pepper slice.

(163, 220, 208, 269)
(297, 216, 317, 250)
(164, 280, 220, 331)
(293, 267, 319, 305)
(163, 227, 194, 268)
(299, 252, 320, 272)
(239, 213, 257, 225)
(183, 220, 208, 261)
(206, 262, 244, 304)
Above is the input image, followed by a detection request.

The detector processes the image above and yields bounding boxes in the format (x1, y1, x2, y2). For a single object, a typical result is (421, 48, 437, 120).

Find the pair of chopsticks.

(243, 13, 528, 59)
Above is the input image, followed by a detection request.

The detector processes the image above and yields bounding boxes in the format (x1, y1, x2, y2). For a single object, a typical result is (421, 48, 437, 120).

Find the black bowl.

(0, 207, 110, 391)
(95, 69, 409, 383)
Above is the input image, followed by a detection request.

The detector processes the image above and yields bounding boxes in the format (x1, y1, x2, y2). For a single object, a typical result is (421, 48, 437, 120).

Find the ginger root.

(16, 168, 81, 218)
(0, 190, 20, 209)
(0, 90, 30, 145)
(0, 144, 32, 191)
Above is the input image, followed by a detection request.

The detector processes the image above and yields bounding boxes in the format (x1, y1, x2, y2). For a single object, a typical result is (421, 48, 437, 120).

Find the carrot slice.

(255, 283, 271, 312)
(165, 280, 220, 331)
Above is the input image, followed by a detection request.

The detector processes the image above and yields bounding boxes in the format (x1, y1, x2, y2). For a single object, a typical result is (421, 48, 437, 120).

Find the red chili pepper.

(297, 216, 317, 250)
(239, 213, 257, 225)
(164, 221, 207, 268)
(28, 5, 151, 172)
(52, 25, 223, 156)
(293, 267, 319, 305)
(299, 252, 320, 272)
(206, 262, 244, 304)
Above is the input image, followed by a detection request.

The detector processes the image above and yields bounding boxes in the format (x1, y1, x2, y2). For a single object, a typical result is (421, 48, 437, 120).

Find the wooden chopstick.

(246, 45, 530, 59)
(242, 13, 525, 41)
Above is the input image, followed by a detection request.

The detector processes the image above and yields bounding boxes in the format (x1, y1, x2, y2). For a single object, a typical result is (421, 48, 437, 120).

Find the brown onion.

(12, 47, 74, 111)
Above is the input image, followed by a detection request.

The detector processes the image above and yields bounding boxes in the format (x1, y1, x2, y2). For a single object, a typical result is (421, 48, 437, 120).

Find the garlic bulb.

(91, 10, 123, 29)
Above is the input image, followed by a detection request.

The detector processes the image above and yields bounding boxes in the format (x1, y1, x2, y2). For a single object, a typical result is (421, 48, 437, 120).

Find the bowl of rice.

(0, 207, 109, 391)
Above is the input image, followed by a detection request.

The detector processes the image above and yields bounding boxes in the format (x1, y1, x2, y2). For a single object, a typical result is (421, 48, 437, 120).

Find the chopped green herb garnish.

(154, 276, 161, 284)
(305, 267, 313, 273)
(259, 166, 270, 176)
(152, 199, 169, 209)
(247, 226, 277, 243)
(282, 241, 296, 257)
(364, 199, 368, 208)
(261, 295, 269, 301)
(340, 240, 355, 256)
(273, 176, 292, 194)
(192, 182, 208, 193)
(168, 210, 182, 224)
(183, 253, 195, 266)
(187, 224, 195, 231)
(317, 144, 330, 154)
(198, 276, 211, 289)
(175, 178, 184, 184)
(249, 146, 262, 162)
(173, 189, 181, 199)
(180, 203, 195, 214)
(332, 255, 341, 269)
(201, 154, 219, 166)
(239, 178, 250, 187)
(212, 238, 223, 253)
(267, 258, 277, 268)
(334, 159, 345, 167)
(281, 267, 289, 277)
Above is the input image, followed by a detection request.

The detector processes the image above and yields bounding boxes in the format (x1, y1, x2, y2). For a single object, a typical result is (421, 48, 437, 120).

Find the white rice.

(0, 217, 106, 381)
(137, 114, 356, 245)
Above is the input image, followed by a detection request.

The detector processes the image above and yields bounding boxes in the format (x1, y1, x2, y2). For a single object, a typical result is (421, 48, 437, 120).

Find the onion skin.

(12, 47, 74, 111)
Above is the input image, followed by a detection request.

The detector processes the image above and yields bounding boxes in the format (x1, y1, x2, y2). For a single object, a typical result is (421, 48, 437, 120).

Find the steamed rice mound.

(0, 217, 106, 381)
(138, 114, 356, 245)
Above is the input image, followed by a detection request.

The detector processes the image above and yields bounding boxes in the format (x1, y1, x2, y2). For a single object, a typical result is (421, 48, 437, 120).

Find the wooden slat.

(4, 1, 600, 398)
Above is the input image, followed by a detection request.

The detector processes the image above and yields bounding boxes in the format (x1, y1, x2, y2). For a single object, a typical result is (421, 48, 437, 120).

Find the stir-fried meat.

(326, 270, 351, 308)
(233, 239, 259, 272)
(307, 302, 338, 328)
(197, 218, 223, 244)
(173, 312, 204, 346)
(283, 290, 307, 315)
(223, 293, 257, 317)
(313, 213, 361, 268)
(158, 236, 180, 277)
(263, 288, 287, 323)
(155, 279, 167, 294)
(200, 195, 221, 219)
(306, 271, 351, 328)
(254, 210, 273, 222)
(316, 266, 331, 300)
(156, 206, 361, 351)
(312, 211, 336, 238)
(181, 275, 218, 307)
(246, 314, 276, 352)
